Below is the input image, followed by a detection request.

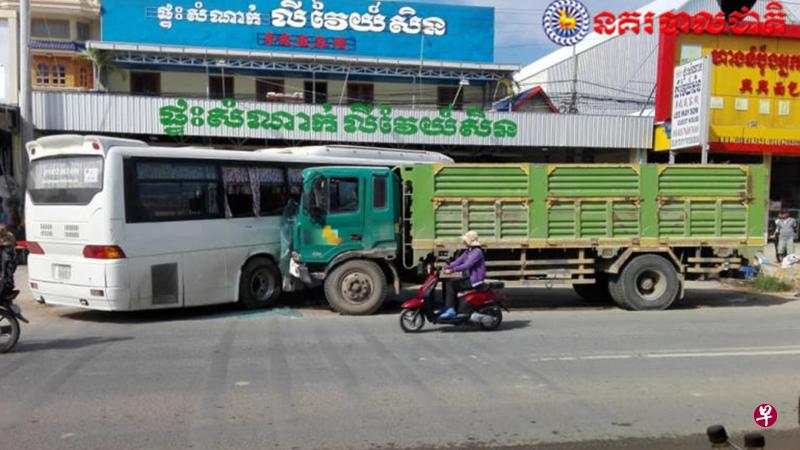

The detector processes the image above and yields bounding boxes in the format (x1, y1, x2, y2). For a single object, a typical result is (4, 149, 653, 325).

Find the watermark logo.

(753, 403, 778, 428)
(542, 0, 591, 47)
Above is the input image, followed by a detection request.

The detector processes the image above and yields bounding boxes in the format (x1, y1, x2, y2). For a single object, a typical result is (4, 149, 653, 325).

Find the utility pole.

(18, 0, 33, 205)
(568, 45, 578, 114)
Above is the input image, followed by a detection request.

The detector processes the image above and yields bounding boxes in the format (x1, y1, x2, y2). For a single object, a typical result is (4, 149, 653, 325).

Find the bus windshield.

(28, 156, 104, 205)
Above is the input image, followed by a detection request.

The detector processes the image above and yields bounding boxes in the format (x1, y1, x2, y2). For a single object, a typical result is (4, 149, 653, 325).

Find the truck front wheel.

(324, 260, 387, 315)
(609, 255, 680, 311)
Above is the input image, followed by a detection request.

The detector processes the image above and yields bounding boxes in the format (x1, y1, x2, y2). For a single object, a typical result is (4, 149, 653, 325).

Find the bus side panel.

(123, 222, 232, 308)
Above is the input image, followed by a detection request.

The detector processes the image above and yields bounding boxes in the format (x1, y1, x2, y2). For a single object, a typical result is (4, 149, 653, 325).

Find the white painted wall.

(161, 72, 207, 96)
(0, 19, 8, 103)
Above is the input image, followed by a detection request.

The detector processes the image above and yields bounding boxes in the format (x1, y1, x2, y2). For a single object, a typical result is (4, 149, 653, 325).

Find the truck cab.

(292, 166, 402, 315)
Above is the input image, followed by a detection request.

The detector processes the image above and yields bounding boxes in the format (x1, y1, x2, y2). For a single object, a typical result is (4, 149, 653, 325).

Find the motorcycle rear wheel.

(0, 308, 20, 353)
(477, 306, 503, 331)
(399, 308, 425, 333)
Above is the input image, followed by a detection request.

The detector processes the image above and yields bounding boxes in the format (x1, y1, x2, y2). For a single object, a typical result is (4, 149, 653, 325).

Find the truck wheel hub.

(636, 270, 666, 301)
(342, 273, 372, 301)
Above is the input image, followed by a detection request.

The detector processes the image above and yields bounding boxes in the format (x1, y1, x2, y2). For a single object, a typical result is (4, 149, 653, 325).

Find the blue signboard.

(101, 0, 495, 63)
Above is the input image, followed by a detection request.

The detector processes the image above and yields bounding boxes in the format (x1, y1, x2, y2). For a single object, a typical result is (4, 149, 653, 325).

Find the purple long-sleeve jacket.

(446, 247, 486, 287)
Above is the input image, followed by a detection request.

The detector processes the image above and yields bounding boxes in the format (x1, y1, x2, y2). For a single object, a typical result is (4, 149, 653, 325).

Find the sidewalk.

(757, 242, 800, 294)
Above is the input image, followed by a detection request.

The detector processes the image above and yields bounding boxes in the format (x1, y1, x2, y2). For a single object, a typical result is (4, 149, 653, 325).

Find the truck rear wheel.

(324, 259, 387, 315)
(609, 255, 680, 311)
(573, 275, 612, 303)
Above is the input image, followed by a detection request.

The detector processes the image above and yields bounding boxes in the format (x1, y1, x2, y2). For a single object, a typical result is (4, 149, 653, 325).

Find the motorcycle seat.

(487, 281, 505, 290)
(458, 286, 483, 297)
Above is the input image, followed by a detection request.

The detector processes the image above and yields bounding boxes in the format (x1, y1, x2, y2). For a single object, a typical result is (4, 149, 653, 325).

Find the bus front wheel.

(239, 257, 282, 309)
(324, 259, 387, 315)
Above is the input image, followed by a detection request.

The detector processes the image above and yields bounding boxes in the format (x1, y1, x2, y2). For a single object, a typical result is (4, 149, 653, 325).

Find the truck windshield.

(28, 155, 104, 205)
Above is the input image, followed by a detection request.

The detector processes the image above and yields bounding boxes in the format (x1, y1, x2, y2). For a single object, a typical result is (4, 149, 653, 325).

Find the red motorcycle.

(399, 266, 506, 333)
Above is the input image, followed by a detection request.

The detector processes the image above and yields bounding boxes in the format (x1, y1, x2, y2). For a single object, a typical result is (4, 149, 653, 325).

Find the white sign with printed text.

(671, 57, 711, 151)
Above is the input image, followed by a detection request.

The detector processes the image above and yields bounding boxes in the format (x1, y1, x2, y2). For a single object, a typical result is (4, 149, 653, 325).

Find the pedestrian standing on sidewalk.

(774, 210, 798, 263)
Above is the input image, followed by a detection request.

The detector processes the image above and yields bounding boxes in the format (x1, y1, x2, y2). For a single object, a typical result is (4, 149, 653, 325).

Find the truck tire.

(324, 259, 387, 315)
(608, 254, 680, 311)
(239, 257, 282, 309)
(573, 275, 613, 303)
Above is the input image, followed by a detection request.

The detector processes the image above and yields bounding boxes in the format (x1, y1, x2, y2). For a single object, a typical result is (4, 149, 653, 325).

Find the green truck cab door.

(295, 167, 399, 266)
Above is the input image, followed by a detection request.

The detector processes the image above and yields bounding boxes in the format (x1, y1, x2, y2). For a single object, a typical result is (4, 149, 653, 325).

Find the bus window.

(28, 156, 104, 205)
(252, 167, 287, 216)
(287, 168, 304, 201)
(222, 167, 255, 218)
(129, 160, 221, 223)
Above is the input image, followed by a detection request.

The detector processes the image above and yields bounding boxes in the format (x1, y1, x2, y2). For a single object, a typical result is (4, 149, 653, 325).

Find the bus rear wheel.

(324, 259, 387, 315)
(239, 257, 281, 309)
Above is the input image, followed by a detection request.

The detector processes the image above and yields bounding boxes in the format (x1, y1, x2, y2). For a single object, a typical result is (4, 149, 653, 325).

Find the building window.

(304, 81, 328, 104)
(79, 66, 90, 89)
(347, 83, 374, 104)
(34, 64, 49, 85)
(31, 19, 70, 39)
(77, 22, 91, 41)
(438, 86, 464, 110)
(130, 72, 161, 96)
(209, 76, 234, 99)
(256, 78, 285, 101)
(50, 64, 66, 86)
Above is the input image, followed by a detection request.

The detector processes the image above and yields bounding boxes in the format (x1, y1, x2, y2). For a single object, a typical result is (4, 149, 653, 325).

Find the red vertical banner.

(655, 30, 678, 122)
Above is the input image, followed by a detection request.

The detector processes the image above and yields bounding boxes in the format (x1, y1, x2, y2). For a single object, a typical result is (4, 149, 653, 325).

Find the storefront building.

(0, 0, 101, 194)
(519, 0, 800, 213)
(37, 0, 521, 148)
(21, 1, 650, 163)
(653, 4, 800, 213)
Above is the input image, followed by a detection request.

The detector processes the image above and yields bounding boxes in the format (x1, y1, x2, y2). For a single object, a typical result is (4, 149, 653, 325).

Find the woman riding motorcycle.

(438, 231, 486, 320)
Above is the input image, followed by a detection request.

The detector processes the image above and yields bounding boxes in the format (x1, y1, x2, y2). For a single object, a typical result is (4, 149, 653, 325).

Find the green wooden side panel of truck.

(402, 164, 768, 254)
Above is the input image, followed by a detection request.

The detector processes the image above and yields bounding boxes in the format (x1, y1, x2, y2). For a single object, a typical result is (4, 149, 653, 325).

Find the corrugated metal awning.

(88, 41, 520, 73)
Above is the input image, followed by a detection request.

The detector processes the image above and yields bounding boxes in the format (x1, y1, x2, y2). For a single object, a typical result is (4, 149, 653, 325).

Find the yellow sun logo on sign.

(558, 9, 577, 31)
(322, 225, 343, 245)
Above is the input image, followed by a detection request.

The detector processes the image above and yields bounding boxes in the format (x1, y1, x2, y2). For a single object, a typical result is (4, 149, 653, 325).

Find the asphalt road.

(2, 270, 800, 450)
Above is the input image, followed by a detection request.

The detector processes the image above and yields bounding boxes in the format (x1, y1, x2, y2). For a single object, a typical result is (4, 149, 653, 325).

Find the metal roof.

(88, 41, 520, 73)
(256, 145, 454, 163)
(32, 90, 655, 149)
(515, 0, 800, 116)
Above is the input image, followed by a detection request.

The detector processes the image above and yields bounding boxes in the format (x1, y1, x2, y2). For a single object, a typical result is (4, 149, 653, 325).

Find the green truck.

(289, 163, 768, 315)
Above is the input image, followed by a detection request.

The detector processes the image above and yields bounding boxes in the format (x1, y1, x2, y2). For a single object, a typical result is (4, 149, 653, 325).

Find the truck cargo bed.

(403, 164, 767, 255)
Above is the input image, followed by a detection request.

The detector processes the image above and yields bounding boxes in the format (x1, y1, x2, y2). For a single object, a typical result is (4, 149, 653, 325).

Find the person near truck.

(774, 210, 798, 262)
(439, 231, 486, 320)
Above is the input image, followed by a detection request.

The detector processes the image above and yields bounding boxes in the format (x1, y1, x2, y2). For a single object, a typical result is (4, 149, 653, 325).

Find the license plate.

(54, 264, 71, 281)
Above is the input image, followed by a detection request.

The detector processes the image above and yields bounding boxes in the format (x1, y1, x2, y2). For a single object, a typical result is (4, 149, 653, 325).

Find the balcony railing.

(31, 90, 654, 149)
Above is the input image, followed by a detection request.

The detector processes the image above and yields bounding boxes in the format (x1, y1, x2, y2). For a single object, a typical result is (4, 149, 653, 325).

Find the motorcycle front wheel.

(399, 308, 425, 333)
(0, 308, 20, 353)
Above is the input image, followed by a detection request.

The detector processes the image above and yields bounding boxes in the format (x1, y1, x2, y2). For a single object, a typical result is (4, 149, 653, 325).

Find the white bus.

(24, 135, 452, 311)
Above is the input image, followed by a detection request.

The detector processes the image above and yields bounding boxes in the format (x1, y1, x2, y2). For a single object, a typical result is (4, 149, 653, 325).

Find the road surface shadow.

(496, 287, 795, 311)
(11, 336, 133, 353)
(399, 428, 800, 450)
(46, 284, 795, 324)
(404, 319, 532, 334)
